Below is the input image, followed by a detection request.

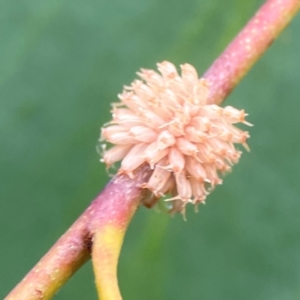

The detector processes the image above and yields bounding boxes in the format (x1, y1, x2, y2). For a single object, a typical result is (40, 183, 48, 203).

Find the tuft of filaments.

(100, 61, 251, 214)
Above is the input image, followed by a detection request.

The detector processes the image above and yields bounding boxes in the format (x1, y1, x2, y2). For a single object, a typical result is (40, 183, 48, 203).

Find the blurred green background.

(1, 1, 300, 299)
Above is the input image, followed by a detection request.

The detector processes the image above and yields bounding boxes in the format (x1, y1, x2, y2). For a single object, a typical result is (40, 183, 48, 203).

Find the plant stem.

(89, 169, 151, 300)
(5, 164, 152, 300)
(205, 0, 300, 104)
(5, 0, 300, 299)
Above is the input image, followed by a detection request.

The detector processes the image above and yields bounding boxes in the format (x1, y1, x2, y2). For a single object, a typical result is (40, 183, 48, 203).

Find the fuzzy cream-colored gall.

(100, 61, 251, 213)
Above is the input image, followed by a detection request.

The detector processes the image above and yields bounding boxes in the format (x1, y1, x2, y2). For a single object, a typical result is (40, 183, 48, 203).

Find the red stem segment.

(205, 0, 300, 104)
(5, 0, 300, 299)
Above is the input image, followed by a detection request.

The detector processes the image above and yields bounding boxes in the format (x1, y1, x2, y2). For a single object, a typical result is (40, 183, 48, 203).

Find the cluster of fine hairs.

(100, 61, 251, 214)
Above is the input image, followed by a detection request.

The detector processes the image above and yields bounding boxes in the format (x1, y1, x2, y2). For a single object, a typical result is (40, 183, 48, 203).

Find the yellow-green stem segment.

(5, 164, 152, 300)
(92, 226, 124, 300)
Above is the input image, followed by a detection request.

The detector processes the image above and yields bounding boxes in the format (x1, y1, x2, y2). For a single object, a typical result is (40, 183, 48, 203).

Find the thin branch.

(205, 0, 300, 104)
(5, 164, 152, 300)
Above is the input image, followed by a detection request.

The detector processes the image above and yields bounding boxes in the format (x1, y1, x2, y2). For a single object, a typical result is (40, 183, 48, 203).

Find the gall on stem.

(100, 61, 252, 215)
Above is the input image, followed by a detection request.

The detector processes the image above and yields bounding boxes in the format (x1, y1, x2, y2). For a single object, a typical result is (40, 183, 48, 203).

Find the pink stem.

(205, 0, 300, 104)
(5, 165, 151, 300)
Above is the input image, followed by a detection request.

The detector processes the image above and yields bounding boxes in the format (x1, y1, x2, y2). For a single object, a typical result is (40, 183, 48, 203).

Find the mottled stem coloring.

(5, 165, 152, 300)
(5, 0, 300, 299)
(205, 0, 300, 104)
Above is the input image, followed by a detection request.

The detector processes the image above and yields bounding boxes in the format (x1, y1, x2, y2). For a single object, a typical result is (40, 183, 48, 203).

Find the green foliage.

(1, 1, 300, 299)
